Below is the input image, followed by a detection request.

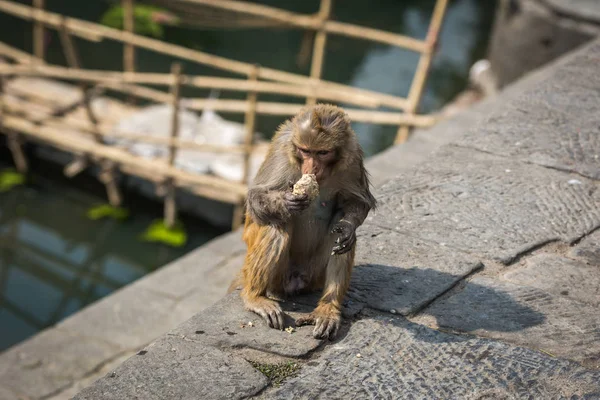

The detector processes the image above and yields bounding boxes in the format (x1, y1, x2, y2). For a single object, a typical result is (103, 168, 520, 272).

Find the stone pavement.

(68, 38, 600, 399)
(2, 38, 600, 400)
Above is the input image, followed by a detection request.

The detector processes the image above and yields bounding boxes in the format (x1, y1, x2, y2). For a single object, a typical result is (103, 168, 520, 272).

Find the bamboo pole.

(164, 62, 182, 228)
(232, 64, 259, 230)
(0, 113, 248, 197)
(0, 41, 37, 64)
(0, 0, 409, 110)
(57, 23, 103, 143)
(58, 22, 122, 206)
(123, 0, 136, 105)
(123, 0, 135, 74)
(1, 75, 28, 173)
(99, 161, 122, 207)
(2, 99, 250, 153)
(58, 19, 81, 69)
(306, 0, 332, 106)
(176, 0, 427, 53)
(0, 57, 436, 128)
(0, 64, 382, 108)
(0, 43, 430, 127)
(0, 75, 27, 173)
(32, 0, 44, 63)
(64, 155, 88, 177)
(394, 0, 448, 144)
(6, 133, 28, 173)
(32, 86, 106, 125)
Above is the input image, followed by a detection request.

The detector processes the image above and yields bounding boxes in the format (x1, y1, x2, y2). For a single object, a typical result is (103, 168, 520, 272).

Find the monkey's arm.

(337, 200, 372, 228)
(246, 186, 290, 226)
(247, 186, 310, 226)
(331, 174, 377, 254)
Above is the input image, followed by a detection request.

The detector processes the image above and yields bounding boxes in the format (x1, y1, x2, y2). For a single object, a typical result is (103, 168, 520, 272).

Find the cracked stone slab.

(347, 225, 482, 315)
(135, 230, 245, 298)
(569, 229, 600, 265)
(504, 253, 600, 306)
(424, 276, 600, 365)
(0, 327, 119, 400)
(368, 146, 600, 264)
(73, 334, 268, 400)
(455, 50, 600, 180)
(56, 286, 180, 350)
(170, 293, 323, 358)
(266, 311, 600, 399)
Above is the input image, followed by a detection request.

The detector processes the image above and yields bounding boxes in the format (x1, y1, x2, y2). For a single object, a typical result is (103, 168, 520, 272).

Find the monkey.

(228, 103, 376, 340)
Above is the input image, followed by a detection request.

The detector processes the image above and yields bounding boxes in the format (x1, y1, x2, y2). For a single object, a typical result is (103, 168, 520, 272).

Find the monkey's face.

(295, 146, 337, 183)
(290, 106, 351, 183)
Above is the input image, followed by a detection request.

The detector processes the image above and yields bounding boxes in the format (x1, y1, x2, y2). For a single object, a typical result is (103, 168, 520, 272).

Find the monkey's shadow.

(281, 263, 546, 343)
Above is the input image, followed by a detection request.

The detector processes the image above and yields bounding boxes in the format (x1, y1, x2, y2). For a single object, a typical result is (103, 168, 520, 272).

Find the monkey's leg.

(296, 245, 355, 340)
(240, 223, 290, 330)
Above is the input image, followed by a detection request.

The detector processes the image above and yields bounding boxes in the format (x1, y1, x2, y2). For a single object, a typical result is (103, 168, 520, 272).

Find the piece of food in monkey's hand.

(292, 174, 319, 201)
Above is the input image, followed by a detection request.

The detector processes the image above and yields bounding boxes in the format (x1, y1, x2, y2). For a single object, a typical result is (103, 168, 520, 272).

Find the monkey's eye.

(298, 147, 310, 155)
(317, 150, 330, 156)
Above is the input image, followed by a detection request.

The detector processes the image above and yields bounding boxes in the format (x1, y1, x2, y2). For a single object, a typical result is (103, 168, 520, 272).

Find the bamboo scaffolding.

(91, 78, 437, 127)
(394, 0, 448, 144)
(306, 0, 331, 106)
(164, 62, 182, 228)
(0, 0, 409, 110)
(0, 29, 439, 129)
(0, 80, 437, 127)
(177, 0, 428, 53)
(2, 99, 249, 153)
(0, 0, 451, 230)
(1, 113, 247, 200)
(0, 64, 384, 109)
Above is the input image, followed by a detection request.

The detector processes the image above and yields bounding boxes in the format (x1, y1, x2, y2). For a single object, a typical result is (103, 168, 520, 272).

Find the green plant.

(0, 169, 25, 192)
(86, 203, 130, 221)
(248, 361, 300, 387)
(100, 4, 179, 38)
(140, 218, 187, 247)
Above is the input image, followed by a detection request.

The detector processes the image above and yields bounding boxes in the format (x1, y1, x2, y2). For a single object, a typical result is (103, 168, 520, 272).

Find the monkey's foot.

(295, 305, 341, 340)
(245, 296, 285, 330)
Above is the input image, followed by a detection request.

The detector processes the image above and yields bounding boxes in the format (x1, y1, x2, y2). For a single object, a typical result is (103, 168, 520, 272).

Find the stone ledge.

(73, 37, 600, 399)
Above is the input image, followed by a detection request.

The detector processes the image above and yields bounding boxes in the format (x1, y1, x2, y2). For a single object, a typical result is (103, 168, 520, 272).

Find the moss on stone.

(248, 360, 300, 387)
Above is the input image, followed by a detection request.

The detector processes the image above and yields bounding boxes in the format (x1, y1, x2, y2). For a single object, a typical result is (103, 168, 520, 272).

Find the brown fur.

(228, 104, 376, 340)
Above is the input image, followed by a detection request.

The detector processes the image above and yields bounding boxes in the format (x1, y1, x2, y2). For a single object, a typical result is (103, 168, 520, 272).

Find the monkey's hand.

(331, 220, 356, 255)
(283, 191, 312, 213)
(295, 305, 341, 340)
(244, 296, 286, 330)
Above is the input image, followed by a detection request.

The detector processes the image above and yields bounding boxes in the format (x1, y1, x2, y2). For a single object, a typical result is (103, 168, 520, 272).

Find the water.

(0, 155, 225, 351)
(0, 0, 497, 351)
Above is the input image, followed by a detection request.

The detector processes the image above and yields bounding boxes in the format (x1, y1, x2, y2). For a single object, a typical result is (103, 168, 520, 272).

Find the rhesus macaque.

(229, 104, 376, 340)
